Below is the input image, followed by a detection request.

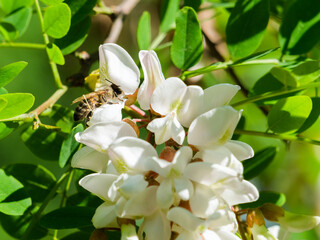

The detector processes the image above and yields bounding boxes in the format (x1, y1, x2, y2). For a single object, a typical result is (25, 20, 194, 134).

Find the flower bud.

(260, 203, 285, 222)
(247, 209, 265, 228)
(159, 146, 176, 162)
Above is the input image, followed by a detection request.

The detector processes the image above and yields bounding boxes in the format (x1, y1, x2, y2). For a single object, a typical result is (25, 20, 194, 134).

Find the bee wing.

(72, 92, 99, 104)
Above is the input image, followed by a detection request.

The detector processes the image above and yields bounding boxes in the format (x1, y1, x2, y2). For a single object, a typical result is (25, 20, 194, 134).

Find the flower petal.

(214, 178, 259, 205)
(119, 186, 158, 218)
(88, 102, 124, 126)
(151, 77, 186, 115)
(75, 122, 137, 152)
(138, 50, 165, 110)
(177, 85, 204, 127)
(190, 183, 219, 218)
(140, 209, 171, 240)
(92, 202, 119, 229)
(71, 146, 108, 173)
(174, 177, 194, 201)
(171, 114, 185, 145)
(278, 212, 320, 233)
(225, 140, 254, 161)
(157, 178, 174, 209)
(202, 84, 240, 113)
(167, 207, 203, 231)
(172, 146, 193, 173)
(99, 43, 140, 94)
(119, 174, 148, 198)
(184, 162, 238, 186)
(108, 137, 157, 173)
(188, 106, 241, 148)
(79, 173, 118, 201)
(207, 209, 238, 232)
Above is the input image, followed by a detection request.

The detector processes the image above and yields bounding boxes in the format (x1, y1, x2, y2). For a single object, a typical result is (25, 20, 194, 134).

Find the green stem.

(232, 81, 320, 107)
(21, 169, 71, 240)
(34, 0, 64, 89)
(234, 129, 320, 146)
(181, 59, 279, 79)
(60, 169, 74, 208)
(0, 42, 46, 49)
(154, 41, 172, 51)
(150, 32, 167, 50)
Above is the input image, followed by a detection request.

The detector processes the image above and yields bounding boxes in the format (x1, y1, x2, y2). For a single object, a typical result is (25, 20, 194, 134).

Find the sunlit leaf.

(0, 22, 18, 41)
(47, 104, 74, 133)
(20, 125, 65, 161)
(250, 72, 284, 97)
(0, 93, 34, 120)
(0, 61, 28, 88)
(1, 7, 32, 39)
(4, 164, 56, 203)
(240, 191, 286, 209)
(46, 43, 65, 65)
(0, 0, 33, 14)
(296, 98, 320, 133)
(160, 0, 180, 33)
(0, 97, 7, 111)
(40, 0, 64, 5)
(137, 11, 151, 50)
(226, 0, 269, 59)
(43, 3, 71, 39)
(40, 206, 95, 229)
(268, 96, 313, 134)
(171, 7, 203, 70)
(59, 124, 84, 168)
(291, 60, 320, 85)
(0, 205, 48, 239)
(243, 147, 277, 179)
(55, 16, 90, 55)
(0, 87, 8, 95)
(0, 169, 31, 216)
(279, 0, 320, 55)
(270, 67, 298, 88)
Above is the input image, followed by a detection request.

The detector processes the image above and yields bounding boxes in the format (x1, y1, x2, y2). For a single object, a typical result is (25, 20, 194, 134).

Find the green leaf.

(270, 67, 298, 88)
(46, 43, 65, 65)
(4, 164, 56, 203)
(243, 147, 277, 179)
(0, 169, 31, 215)
(0, 22, 18, 41)
(39, 206, 95, 229)
(1, 7, 32, 39)
(0, 205, 48, 239)
(249, 72, 284, 97)
(59, 124, 84, 168)
(0, 122, 18, 140)
(171, 7, 203, 70)
(0, 0, 33, 14)
(0, 61, 28, 88)
(61, 231, 91, 240)
(232, 47, 280, 65)
(226, 0, 269, 59)
(268, 96, 313, 134)
(0, 93, 34, 120)
(20, 125, 65, 161)
(47, 104, 75, 133)
(296, 98, 320, 133)
(66, 192, 102, 208)
(64, 0, 97, 25)
(240, 191, 286, 209)
(184, 0, 203, 11)
(55, 16, 91, 55)
(0, 97, 7, 111)
(291, 60, 320, 85)
(137, 11, 151, 50)
(43, 3, 71, 39)
(160, 0, 180, 33)
(40, 0, 64, 5)
(279, 0, 320, 55)
(0, 87, 8, 94)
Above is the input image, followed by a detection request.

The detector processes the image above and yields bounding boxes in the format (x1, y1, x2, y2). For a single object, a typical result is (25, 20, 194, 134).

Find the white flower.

(146, 146, 194, 209)
(250, 224, 278, 240)
(98, 43, 140, 94)
(137, 50, 165, 110)
(147, 78, 240, 145)
(88, 102, 124, 126)
(167, 207, 240, 240)
(188, 106, 242, 149)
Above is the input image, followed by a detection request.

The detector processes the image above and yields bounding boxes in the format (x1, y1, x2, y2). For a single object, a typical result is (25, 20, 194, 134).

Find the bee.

(73, 83, 124, 122)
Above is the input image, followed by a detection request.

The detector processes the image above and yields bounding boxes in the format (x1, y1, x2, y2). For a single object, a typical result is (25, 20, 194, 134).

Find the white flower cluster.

(71, 43, 260, 240)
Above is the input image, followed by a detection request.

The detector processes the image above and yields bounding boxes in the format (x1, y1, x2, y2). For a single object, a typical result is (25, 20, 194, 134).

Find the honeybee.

(73, 83, 124, 122)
